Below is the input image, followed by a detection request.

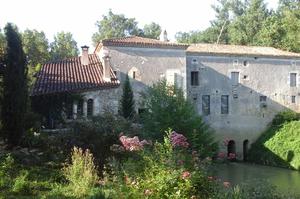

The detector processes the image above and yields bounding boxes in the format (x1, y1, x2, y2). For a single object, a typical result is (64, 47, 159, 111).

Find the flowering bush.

(170, 131, 189, 148)
(119, 135, 150, 151)
(102, 132, 217, 199)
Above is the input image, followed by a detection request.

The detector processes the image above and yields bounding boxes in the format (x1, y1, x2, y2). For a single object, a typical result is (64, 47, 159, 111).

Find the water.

(211, 162, 300, 195)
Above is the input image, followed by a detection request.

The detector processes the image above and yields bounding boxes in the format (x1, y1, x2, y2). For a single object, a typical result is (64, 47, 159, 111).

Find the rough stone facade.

(186, 53, 300, 157)
(95, 46, 187, 112)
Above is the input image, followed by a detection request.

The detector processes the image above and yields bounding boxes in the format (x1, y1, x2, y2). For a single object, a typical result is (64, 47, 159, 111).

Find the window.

(290, 73, 297, 87)
(133, 71, 136, 79)
(77, 100, 83, 117)
(292, 96, 296, 103)
(87, 99, 94, 117)
(191, 71, 199, 86)
(221, 95, 229, 114)
(231, 72, 239, 85)
(202, 95, 210, 115)
(66, 101, 73, 119)
(243, 60, 248, 66)
(260, 96, 267, 102)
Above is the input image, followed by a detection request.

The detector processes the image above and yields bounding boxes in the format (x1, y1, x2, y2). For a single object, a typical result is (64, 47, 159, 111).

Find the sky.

(0, 0, 279, 50)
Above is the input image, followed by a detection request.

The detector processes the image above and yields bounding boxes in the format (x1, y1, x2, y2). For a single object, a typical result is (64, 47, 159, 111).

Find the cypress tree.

(1, 23, 27, 148)
(120, 75, 135, 119)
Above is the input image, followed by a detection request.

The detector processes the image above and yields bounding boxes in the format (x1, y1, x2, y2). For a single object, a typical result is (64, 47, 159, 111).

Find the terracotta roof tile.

(101, 36, 188, 49)
(187, 43, 300, 58)
(31, 54, 119, 96)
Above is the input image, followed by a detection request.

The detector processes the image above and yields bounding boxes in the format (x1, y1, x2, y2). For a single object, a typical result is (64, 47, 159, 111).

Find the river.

(210, 162, 300, 195)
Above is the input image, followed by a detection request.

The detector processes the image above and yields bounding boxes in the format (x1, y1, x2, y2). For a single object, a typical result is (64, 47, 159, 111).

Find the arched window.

(87, 99, 94, 117)
(227, 140, 236, 161)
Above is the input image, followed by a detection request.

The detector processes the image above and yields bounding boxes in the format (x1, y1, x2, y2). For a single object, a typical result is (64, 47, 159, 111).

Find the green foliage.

(120, 75, 135, 119)
(1, 23, 28, 147)
(248, 111, 300, 170)
(92, 10, 142, 46)
(0, 154, 15, 189)
(141, 80, 218, 157)
(22, 29, 50, 67)
(104, 132, 216, 199)
(50, 31, 78, 61)
(63, 147, 99, 197)
(12, 170, 30, 194)
(143, 22, 162, 39)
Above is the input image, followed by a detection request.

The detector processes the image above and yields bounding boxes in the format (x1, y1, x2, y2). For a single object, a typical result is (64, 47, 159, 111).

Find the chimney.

(160, 30, 168, 42)
(101, 48, 111, 81)
(81, 45, 89, 65)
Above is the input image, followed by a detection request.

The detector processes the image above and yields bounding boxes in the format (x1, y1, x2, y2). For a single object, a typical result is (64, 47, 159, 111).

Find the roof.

(31, 54, 119, 96)
(97, 36, 188, 50)
(187, 43, 300, 58)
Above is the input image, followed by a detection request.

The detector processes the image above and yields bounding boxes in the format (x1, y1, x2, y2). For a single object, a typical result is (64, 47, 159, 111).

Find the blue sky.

(0, 0, 278, 48)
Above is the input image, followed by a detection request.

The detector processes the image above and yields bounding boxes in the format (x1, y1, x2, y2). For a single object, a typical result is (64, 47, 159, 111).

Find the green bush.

(249, 111, 300, 170)
(12, 170, 30, 194)
(272, 110, 300, 126)
(0, 154, 15, 189)
(103, 132, 217, 199)
(63, 147, 99, 197)
(141, 80, 218, 157)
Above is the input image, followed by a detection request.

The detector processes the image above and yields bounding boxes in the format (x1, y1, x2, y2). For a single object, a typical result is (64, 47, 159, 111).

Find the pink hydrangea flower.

(181, 171, 191, 179)
(119, 135, 150, 151)
(228, 153, 236, 160)
(170, 131, 189, 148)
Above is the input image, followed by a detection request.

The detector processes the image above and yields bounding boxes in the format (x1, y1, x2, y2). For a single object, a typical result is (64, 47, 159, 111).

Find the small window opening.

(133, 71, 136, 79)
(243, 61, 248, 66)
(292, 96, 296, 103)
(87, 99, 94, 117)
(191, 71, 199, 86)
(260, 96, 267, 102)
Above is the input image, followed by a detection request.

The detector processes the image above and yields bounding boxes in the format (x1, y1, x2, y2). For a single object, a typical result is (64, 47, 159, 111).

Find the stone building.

(32, 35, 300, 159)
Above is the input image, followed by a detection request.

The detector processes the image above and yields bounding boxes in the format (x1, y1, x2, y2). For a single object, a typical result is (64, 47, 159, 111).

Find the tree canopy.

(22, 29, 50, 67)
(175, 0, 300, 52)
(92, 10, 162, 46)
(50, 31, 79, 61)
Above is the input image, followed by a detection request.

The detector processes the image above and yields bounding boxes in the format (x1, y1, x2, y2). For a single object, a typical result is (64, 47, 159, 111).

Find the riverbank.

(210, 162, 300, 196)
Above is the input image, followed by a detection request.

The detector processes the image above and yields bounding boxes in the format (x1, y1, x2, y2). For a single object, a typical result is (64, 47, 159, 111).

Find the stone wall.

(96, 46, 187, 111)
(186, 54, 300, 158)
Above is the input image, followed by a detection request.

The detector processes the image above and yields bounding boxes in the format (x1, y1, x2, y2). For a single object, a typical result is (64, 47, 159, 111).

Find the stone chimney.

(101, 48, 111, 81)
(81, 45, 89, 65)
(160, 30, 169, 42)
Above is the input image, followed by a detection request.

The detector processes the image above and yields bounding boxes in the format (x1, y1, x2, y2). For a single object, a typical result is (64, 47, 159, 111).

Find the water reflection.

(211, 162, 300, 195)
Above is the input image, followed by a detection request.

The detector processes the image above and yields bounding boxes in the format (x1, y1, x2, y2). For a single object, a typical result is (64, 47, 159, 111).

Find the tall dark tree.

(120, 75, 135, 119)
(50, 31, 78, 61)
(1, 23, 28, 147)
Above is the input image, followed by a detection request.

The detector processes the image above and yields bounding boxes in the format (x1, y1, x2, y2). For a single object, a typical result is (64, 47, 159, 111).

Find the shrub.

(272, 110, 300, 126)
(12, 170, 30, 194)
(0, 154, 15, 189)
(63, 147, 99, 197)
(141, 80, 218, 157)
(103, 132, 217, 198)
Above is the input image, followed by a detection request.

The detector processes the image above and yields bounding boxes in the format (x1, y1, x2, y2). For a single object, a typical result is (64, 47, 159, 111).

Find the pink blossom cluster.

(170, 131, 189, 148)
(227, 153, 236, 160)
(181, 171, 191, 179)
(119, 135, 150, 151)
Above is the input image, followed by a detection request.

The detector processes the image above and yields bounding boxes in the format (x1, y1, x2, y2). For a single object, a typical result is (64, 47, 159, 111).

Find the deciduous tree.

(92, 10, 141, 46)
(50, 31, 78, 61)
(143, 22, 162, 39)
